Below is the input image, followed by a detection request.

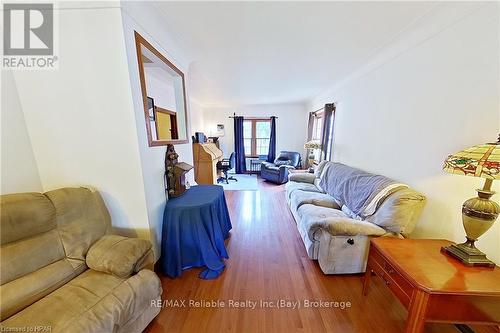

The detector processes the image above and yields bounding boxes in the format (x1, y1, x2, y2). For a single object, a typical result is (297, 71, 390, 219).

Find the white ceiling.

(153, 1, 438, 106)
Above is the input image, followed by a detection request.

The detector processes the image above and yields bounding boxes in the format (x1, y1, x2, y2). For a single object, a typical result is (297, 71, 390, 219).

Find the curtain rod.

(311, 102, 336, 114)
(228, 113, 278, 119)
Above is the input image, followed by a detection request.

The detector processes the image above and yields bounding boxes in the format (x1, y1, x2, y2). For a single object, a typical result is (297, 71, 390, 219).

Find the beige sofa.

(0, 187, 162, 333)
(286, 161, 426, 274)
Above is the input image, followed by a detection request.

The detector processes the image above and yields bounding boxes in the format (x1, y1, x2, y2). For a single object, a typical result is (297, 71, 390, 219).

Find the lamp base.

(441, 242, 495, 268)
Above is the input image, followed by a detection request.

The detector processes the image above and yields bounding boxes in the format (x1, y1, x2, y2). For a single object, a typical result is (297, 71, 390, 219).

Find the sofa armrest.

(288, 172, 316, 184)
(86, 235, 153, 278)
(325, 219, 387, 237)
(306, 217, 386, 241)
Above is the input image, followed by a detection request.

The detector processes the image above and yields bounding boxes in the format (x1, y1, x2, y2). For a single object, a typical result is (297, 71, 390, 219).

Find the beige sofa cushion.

(288, 172, 316, 184)
(0, 259, 79, 320)
(285, 181, 322, 201)
(297, 204, 386, 241)
(0, 193, 70, 320)
(366, 188, 426, 236)
(0, 193, 56, 245)
(1, 229, 65, 285)
(86, 235, 152, 278)
(290, 190, 340, 211)
(1, 269, 162, 333)
(45, 187, 112, 261)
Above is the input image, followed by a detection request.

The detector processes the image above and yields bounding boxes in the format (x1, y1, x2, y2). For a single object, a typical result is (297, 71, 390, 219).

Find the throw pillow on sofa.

(86, 235, 152, 278)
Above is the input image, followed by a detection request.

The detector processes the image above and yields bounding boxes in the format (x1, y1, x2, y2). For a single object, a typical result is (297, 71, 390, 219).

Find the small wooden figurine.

(165, 144, 193, 198)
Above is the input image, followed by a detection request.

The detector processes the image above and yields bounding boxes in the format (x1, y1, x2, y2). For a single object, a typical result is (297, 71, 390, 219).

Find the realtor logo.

(2, 3, 57, 69)
(4, 3, 53, 55)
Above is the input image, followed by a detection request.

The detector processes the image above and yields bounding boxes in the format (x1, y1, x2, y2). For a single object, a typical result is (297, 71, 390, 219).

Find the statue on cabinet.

(165, 144, 193, 198)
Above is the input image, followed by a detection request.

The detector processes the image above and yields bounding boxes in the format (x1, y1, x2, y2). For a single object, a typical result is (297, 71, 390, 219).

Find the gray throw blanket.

(319, 162, 407, 218)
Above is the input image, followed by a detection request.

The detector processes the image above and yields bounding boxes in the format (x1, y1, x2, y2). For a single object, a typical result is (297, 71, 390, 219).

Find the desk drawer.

(368, 245, 414, 308)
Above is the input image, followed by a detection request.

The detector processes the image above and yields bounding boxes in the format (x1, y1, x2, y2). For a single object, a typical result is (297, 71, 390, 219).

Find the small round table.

(160, 185, 232, 279)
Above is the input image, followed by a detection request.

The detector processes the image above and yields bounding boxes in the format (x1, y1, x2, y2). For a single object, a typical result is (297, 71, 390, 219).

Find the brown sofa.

(0, 187, 162, 333)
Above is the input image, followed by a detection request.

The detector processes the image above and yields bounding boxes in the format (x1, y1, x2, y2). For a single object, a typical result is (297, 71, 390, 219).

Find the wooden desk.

(363, 238, 500, 333)
(192, 143, 223, 184)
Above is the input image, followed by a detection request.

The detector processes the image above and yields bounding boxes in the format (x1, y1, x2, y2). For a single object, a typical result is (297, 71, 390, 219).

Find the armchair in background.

(217, 152, 238, 184)
(261, 151, 301, 184)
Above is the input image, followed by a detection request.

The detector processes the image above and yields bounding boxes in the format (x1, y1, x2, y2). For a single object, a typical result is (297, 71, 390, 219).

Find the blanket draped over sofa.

(319, 162, 408, 218)
(286, 161, 426, 274)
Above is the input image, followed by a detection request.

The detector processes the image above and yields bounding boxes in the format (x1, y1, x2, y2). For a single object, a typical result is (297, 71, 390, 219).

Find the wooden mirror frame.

(134, 31, 189, 146)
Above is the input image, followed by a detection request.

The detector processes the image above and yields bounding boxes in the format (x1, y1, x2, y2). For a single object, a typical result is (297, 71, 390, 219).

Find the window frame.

(243, 118, 271, 158)
(312, 111, 324, 141)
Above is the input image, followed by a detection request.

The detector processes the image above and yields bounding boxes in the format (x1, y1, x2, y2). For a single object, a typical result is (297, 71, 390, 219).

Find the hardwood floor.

(145, 179, 499, 333)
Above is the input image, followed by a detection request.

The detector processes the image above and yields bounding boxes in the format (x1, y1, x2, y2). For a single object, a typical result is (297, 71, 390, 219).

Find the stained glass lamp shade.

(443, 140, 500, 180)
(304, 140, 322, 150)
(441, 135, 500, 267)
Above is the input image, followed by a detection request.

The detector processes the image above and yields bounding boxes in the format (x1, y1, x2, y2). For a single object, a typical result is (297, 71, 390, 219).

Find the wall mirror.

(135, 31, 189, 146)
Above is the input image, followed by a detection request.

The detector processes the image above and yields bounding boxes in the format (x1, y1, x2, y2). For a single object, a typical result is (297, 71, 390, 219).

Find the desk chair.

(217, 152, 238, 184)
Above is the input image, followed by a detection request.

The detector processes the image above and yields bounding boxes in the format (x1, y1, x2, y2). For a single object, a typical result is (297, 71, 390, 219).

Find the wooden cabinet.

(363, 238, 500, 333)
(366, 244, 413, 308)
(192, 143, 223, 185)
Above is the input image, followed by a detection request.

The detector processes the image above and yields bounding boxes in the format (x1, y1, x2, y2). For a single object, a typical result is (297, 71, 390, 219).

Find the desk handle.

(384, 262, 395, 274)
(381, 273, 391, 286)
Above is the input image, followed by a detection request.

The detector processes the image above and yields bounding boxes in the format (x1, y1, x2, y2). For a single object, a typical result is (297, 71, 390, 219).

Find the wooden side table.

(363, 238, 500, 333)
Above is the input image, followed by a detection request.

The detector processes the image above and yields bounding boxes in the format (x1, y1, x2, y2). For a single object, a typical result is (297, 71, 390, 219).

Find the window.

(243, 119, 271, 157)
(310, 112, 324, 162)
(312, 112, 323, 140)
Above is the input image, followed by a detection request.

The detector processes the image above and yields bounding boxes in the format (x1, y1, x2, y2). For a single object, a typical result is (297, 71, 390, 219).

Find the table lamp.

(441, 135, 500, 267)
(304, 140, 322, 166)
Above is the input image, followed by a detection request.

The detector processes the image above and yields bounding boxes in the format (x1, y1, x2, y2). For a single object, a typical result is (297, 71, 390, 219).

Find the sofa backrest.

(45, 187, 112, 261)
(0, 187, 111, 320)
(275, 151, 301, 168)
(318, 162, 426, 236)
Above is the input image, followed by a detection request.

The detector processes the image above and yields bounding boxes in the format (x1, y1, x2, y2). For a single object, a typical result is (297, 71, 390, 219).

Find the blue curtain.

(267, 116, 277, 162)
(234, 116, 246, 174)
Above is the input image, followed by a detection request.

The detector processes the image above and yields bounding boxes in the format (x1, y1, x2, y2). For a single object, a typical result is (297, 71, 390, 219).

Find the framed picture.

(216, 124, 225, 136)
(147, 97, 155, 121)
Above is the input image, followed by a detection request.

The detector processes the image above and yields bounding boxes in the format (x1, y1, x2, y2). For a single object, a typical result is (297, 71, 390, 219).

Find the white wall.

(309, 2, 500, 263)
(11, 4, 152, 240)
(121, 1, 197, 257)
(189, 99, 205, 135)
(2, 1, 200, 259)
(144, 68, 177, 111)
(203, 103, 308, 161)
(1, 71, 42, 194)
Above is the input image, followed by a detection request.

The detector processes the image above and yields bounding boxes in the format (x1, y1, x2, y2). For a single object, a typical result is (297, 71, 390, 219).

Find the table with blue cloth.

(160, 185, 232, 279)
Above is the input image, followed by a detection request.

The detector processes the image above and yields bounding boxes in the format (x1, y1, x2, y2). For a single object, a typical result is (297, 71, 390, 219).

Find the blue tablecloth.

(160, 185, 232, 279)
